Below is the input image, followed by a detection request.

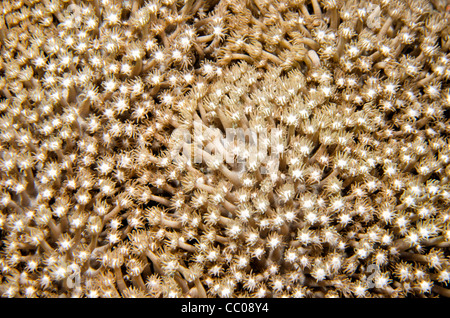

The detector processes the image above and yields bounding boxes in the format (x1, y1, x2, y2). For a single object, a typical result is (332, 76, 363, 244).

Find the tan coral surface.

(0, 0, 450, 298)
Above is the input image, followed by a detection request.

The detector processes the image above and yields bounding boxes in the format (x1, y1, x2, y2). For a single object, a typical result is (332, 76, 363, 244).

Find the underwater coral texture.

(0, 0, 450, 298)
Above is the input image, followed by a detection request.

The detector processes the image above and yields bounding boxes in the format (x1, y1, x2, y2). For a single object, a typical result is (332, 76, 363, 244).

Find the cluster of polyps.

(0, 0, 450, 298)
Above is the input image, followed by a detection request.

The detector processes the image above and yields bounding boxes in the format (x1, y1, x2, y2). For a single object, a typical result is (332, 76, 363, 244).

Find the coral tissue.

(0, 0, 450, 298)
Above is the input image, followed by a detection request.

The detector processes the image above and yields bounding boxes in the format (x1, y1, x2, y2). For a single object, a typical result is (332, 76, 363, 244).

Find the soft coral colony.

(0, 0, 450, 298)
